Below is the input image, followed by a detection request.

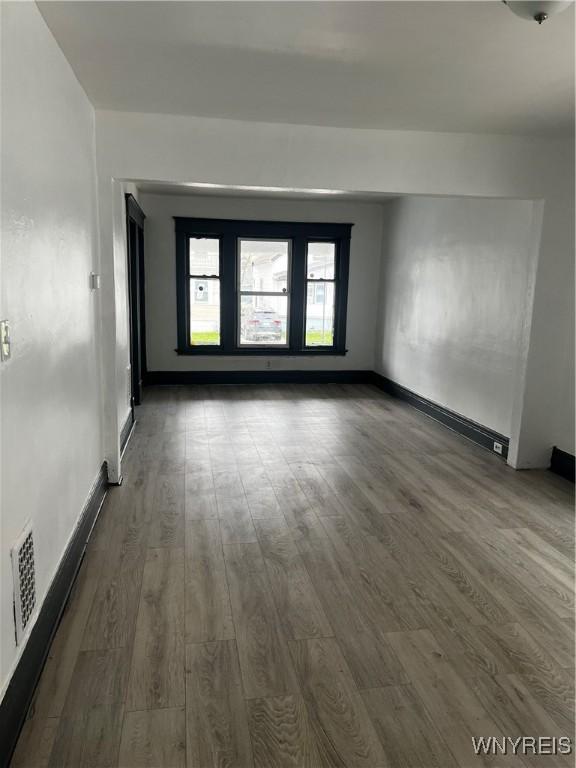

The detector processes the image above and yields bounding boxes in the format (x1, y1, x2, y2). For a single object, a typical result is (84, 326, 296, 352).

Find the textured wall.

(375, 196, 536, 437)
(1, 2, 101, 697)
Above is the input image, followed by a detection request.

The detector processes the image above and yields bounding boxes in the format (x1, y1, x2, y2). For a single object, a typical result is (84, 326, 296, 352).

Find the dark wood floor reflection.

(13, 384, 575, 767)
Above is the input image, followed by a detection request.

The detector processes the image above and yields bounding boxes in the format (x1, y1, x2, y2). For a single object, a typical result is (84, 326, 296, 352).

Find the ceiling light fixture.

(183, 182, 347, 195)
(503, 0, 572, 24)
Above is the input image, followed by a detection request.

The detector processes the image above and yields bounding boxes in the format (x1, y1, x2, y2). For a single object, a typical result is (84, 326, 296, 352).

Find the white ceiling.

(39, 1, 574, 137)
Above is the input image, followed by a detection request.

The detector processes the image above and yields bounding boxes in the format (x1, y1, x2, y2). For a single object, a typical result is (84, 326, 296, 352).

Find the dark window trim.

(175, 217, 352, 356)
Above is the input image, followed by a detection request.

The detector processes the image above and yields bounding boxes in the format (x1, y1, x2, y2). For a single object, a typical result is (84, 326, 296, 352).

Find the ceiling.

(39, 1, 574, 137)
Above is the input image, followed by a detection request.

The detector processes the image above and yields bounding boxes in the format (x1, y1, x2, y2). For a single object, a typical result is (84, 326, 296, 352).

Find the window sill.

(175, 347, 348, 357)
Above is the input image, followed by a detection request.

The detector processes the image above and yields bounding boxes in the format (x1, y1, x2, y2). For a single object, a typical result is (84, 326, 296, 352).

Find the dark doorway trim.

(126, 194, 145, 228)
(550, 446, 575, 483)
(126, 194, 147, 408)
(0, 464, 108, 768)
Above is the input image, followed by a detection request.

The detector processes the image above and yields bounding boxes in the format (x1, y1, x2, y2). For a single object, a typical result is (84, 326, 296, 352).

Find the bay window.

(175, 217, 352, 356)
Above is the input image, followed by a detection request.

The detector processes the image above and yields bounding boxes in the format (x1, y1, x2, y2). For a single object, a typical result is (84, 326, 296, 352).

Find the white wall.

(97, 110, 572, 199)
(513, 189, 575, 465)
(96, 110, 573, 467)
(139, 192, 384, 372)
(0, 3, 102, 697)
(376, 196, 537, 437)
(96, 177, 134, 484)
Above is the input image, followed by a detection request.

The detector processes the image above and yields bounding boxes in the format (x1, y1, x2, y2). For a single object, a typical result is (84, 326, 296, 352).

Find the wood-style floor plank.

(118, 708, 186, 768)
(288, 637, 387, 768)
(148, 473, 185, 547)
(254, 517, 333, 640)
(362, 684, 458, 768)
(81, 479, 152, 651)
(336, 630, 409, 690)
(80, 567, 142, 652)
(218, 496, 258, 545)
(185, 641, 253, 768)
(48, 647, 130, 768)
(385, 629, 524, 767)
(477, 527, 574, 619)
(442, 532, 573, 637)
(472, 622, 575, 732)
(320, 514, 426, 632)
(126, 547, 185, 711)
(29, 548, 105, 719)
(185, 518, 235, 644)
(247, 695, 331, 768)
(12, 383, 573, 768)
(469, 674, 573, 767)
(223, 542, 299, 699)
(296, 535, 369, 636)
(10, 717, 59, 768)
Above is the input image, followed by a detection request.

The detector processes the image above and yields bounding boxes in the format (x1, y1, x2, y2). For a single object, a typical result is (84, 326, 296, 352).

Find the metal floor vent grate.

(11, 524, 36, 645)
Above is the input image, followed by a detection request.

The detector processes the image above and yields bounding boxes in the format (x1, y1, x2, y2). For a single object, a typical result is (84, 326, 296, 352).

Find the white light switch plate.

(0, 320, 11, 361)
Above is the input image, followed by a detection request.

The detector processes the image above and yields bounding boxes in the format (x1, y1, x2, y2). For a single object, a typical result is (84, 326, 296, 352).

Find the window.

(239, 240, 290, 347)
(188, 238, 220, 345)
(306, 242, 335, 347)
(175, 218, 352, 355)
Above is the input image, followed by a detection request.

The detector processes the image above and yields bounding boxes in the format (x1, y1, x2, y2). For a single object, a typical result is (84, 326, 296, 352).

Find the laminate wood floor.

(12, 384, 575, 768)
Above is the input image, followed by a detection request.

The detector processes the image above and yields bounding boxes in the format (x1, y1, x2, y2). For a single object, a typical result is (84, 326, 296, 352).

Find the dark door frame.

(125, 193, 146, 407)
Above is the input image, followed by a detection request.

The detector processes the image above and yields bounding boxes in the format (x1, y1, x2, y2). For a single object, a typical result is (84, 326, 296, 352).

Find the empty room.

(1, 1, 574, 767)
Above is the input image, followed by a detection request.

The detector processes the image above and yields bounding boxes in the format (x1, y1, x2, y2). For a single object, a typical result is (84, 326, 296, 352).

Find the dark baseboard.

(550, 446, 575, 483)
(371, 373, 510, 459)
(0, 463, 108, 768)
(120, 409, 135, 456)
(144, 369, 373, 386)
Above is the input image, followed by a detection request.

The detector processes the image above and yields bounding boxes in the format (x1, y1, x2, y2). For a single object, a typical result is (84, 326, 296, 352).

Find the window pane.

(189, 238, 219, 275)
(307, 242, 335, 280)
(307, 283, 326, 305)
(240, 295, 288, 345)
(239, 240, 289, 292)
(189, 278, 220, 345)
(306, 281, 334, 346)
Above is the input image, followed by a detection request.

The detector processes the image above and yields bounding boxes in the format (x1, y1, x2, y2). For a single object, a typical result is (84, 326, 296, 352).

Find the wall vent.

(11, 523, 37, 645)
